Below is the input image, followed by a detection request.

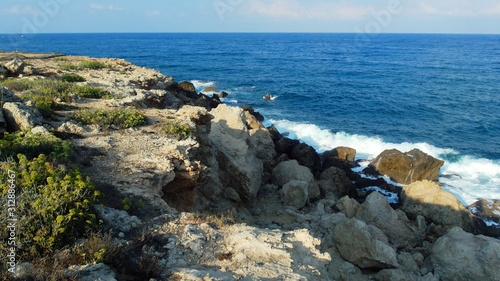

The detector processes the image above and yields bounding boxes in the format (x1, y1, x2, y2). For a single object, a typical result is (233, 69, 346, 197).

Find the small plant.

(61, 74, 85, 83)
(161, 120, 193, 139)
(70, 232, 119, 265)
(73, 108, 147, 129)
(79, 61, 106, 70)
(69, 85, 112, 99)
(54, 57, 69, 61)
(121, 195, 144, 211)
(58, 63, 78, 71)
(0, 131, 72, 162)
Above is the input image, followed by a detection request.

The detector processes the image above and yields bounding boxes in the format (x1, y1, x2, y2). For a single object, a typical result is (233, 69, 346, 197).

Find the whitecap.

(190, 80, 216, 91)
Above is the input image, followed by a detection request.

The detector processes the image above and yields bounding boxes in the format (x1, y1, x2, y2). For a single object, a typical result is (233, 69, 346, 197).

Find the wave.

(264, 118, 500, 206)
(190, 80, 216, 91)
(263, 95, 279, 101)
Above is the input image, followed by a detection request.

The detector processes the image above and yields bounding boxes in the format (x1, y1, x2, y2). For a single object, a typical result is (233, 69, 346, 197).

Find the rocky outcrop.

(5, 58, 25, 75)
(201, 87, 217, 93)
(178, 81, 196, 93)
(431, 227, 500, 281)
(469, 199, 500, 224)
(2, 102, 43, 131)
(333, 218, 399, 269)
(401, 180, 474, 232)
(272, 160, 320, 201)
(317, 166, 355, 198)
(370, 149, 444, 184)
(66, 263, 117, 281)
(0, 86, 20, 102)
(322, 146, 357, 170)
(281, 180, 309, 209)
(290, 142, 322, 174)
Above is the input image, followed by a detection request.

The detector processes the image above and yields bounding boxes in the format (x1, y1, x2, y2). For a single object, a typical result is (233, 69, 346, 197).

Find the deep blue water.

(1, 33, 499, 204)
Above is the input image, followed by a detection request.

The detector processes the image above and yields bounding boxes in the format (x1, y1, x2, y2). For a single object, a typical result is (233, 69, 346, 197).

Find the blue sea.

(1, 33, 499, 206)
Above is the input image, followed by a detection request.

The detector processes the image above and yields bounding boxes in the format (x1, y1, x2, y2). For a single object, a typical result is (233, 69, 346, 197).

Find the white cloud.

(245, 0, 373, 20)
(90, 3, 123, 11)
(2, 5, 38, 15)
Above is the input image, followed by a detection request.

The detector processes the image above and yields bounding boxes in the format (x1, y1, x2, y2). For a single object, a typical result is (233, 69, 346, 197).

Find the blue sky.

(1, 0, 499, 34)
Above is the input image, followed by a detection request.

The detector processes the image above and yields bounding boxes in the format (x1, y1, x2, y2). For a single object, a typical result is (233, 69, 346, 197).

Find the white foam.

(190, 80, 215, 91)
(361, 186, 399, 204)
(263, 95, 279, 101)
(265, 118, 500, 206)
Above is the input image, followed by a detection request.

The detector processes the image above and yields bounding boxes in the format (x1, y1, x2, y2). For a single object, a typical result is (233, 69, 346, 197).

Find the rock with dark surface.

(219, 91, 229, 98)
(0, 86, 20, 102)
(401, 180, 475, 233)
(195, 94, 221, 109)
(369, 149, 444, 185)
(264, 93, 272, 100)
(276, 137, 300, 155)
(272, 160, 320, 200)
(179, 81, 197, 93)
(201, 87, 217, 93)
(2, 102, 43, 131)
(322, 147, 357, 170)
(333, 218, 399, 269)
(5, 58, 25, 75)
(289, 142, 322, 174)
(469, 199, 500, 224)
(431, 227, 500, 281)
(240, 106, 264, 122)
(267, 124, 283, 143)
(317, 167, 355, 198)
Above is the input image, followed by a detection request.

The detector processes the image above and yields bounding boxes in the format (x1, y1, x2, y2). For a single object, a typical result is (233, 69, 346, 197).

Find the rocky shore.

(1, 53, 499, 281)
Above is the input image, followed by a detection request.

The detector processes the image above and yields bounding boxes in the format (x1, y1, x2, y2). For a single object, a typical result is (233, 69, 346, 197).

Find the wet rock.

(201, 87, 217, 93)
(469, 199, 500, 224)
(219, 91, 229, 98)
(178, 81, 196, 93)
(370, 149, 444, 184)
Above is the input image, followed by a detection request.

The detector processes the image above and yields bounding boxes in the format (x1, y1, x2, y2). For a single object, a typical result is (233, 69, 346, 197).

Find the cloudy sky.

(1, 0, 499, 34)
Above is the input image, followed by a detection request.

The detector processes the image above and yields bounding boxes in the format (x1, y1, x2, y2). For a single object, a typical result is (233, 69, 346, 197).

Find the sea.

(1, 33, 499, 209)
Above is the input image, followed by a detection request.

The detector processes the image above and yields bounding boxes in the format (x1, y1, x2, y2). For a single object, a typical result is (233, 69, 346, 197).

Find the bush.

(79, 61, 106, 70)
(69, 85, 112, 99)
(0, 154, 100, 259)
(54, 57, 69, 61)
(61, 74, 85, 83)
(58, 63, 78, 71)
(161, 120, 193, 139)
(73, 109, 147, 129)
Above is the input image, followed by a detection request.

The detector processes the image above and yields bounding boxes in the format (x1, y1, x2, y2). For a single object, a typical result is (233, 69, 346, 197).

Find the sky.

(0, 0, 499, 34)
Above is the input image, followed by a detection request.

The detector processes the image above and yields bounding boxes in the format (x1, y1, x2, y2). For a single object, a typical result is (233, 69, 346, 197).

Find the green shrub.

(79, 61, 106, 70)
(73, 109, 147, 129)
(61, 74, 85, 83)
(54, 57, 69, 61)
(121, 195, 144, 211)
(161, 120, 193, 139)
(0, 131, 72, 162)
(58, 63, 78, 71)
(69, 85, 112, 99)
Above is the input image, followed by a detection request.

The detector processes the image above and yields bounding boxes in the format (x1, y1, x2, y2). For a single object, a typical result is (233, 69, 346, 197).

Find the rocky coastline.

(1, 52, 499, 280)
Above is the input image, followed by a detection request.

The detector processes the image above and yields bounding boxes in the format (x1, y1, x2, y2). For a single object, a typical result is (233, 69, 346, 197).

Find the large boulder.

(209, 105, 263, 200)
(2, 102, 43, 131)
(179, 81, 196, 93)
(317, 166, 355, 198)
(369, 149, 444, 184)
(4, 58, 25, 75)
(333, 218, 399, 269)
(272, 160, 320, 200)
(321, 146, 356, 170)
(401, 180, 474, 232)
(469, 199, 500, 224)
(431, 227, 500, 281)
(356, 192, 422, 249)
(0, 86, 20, 102)
(281, 180, 309, 209)
(289, 143, 322, 174)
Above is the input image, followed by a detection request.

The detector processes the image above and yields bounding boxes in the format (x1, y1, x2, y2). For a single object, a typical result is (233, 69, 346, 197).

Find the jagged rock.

(469, 199, 500, 224)
(0, 64, 7, 78)
(219, 91, 229, 98)
(23, 65, 38, 75)
(179, 81, 196, 93)
(241, 106, 264, 122)
(276, 137, 300, 155)
(272, 160, 320, 201)
(322, 146, 357, 170)
(66, 263, 117, 281)
(290, 142, 322, 174)
(31, 126, 49, 135)
(223, 187, 241, 202)
(264, 93, 272, 100)
(318, 166, 355, 198)
(369, 149, 444, 184)
(94, 205, 142, 233)
(248, 128, 276, 161)
(177, 105, 212, 126)
(113, 89, 166, 108)
(201, 87, 217, 93)
(431, 227, 500, 281)
(0, 86, 20, 102)
(209, 104, 263, 200)
(194, 94, 220, 109)
(5, 58, 25, 75)
(267, 124, 282, 143)
(356, 192, 422, 249)
(2, 102, 43, 131)
(336, 196, 360, 218)
(333, 218, 399, 269)
(281, 180, 309, 209)
(401, 180, 475, 233)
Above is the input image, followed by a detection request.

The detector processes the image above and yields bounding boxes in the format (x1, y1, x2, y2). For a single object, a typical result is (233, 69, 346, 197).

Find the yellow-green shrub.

(73, 109, 147, 129)
(161, 120, 193, 139)
(0, 131, 72, 162)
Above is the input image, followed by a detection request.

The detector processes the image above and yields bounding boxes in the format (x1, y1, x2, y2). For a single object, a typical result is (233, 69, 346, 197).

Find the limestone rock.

(356, 192, 422, 249)
(469, 199, 500, 224)
(281, 180, 309, 209)
(431, 227, 500, 281)
(2, 102, 43, 131)
(318, 166, 355, 198)
(0, 86, 20, 102)
(376, 269, 418, 281)
(66, 263, 117, 281)
(370, 149, 444, 184)
(333, 218, 399, 269)
(178, 81, 196, 93)
(94, 205, 142, 233)
(336, 196, 360, 218)
(272, 160, 320, 200)
(322, 146, 357, 170)
(201, 87, 217, 93)
(4, 58, 25, 75)
(290, 142, 322, 174)
(401, 180, 474, 232)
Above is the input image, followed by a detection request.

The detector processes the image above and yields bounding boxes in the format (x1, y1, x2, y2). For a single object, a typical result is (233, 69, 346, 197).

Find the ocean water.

(1, 33, 499, 206)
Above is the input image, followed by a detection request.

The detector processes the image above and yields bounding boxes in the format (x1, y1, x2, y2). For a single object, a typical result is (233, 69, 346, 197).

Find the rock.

(219, 91, 229, 98)
(469, 199, 500, 224)
(275, 137, 300, 155)
(0, 64, 7, 78)
(370, 149, 444, 184)
(66, 263, 117, 281)
(401, 180, 475, 232)
(318, 166, 355, 198)
(177, 105, 212, 126)
(356, 192, 422, 249)
(223, 187, 241, 202)
(2, 102, 43, 131)
(248, 128, 276, 161)
(281, 180, 309, 209)
(0, 86, 20, 102)
(23, 65, 39, 75)
(201, 87, 217, 93)
(4, 58, 25, 75)
(322, 146, 357, 170)
(264, 93, 272, 100)
(0, 110, 6, 134)
(376, 269, 418, 281)
(290, 142, 322, 174)
(31, 126, 49, 135)
(267, 124, 283, 143)
(333, 218, 399, 269)
(14, 262, 34, 279)
(194, 94, 221, 109)
(336, 196, 360, 218)
(94, 205, 142, 233)
(179, 81, 196, 93)
(209, 104, 263, 200)
(240, 106, 264, 122)
(272, 160, 320, 200)
(431, 227, 500, 281)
